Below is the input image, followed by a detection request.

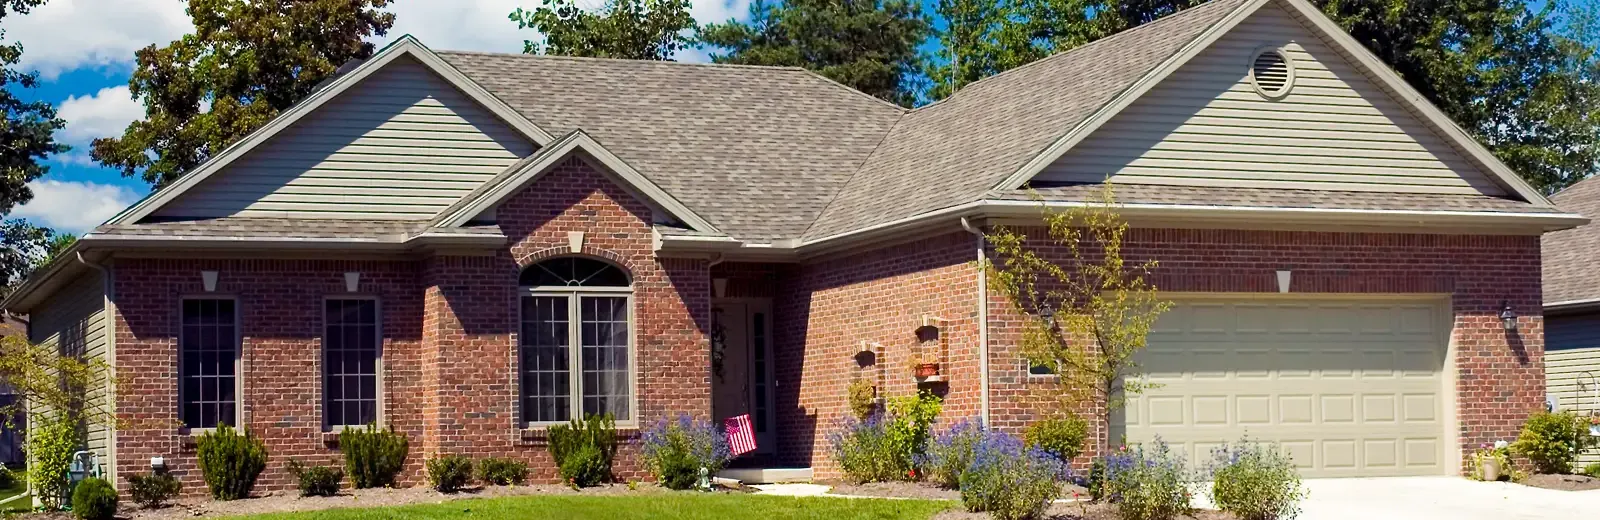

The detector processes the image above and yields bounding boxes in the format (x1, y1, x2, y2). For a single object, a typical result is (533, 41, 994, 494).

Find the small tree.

(984, 184, 1170, 457)
(0, 335, 117, 509)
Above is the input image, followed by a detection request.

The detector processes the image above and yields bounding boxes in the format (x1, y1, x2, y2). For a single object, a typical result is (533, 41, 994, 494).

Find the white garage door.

(1116, 299, 1449, 477)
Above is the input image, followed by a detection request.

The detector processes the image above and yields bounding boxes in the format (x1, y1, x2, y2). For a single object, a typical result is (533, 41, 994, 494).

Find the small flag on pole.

(725, 414, 756, 457)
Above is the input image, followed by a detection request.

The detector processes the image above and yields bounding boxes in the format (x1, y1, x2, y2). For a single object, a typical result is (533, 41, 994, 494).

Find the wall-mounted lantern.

(1499, 300, 1517, 331)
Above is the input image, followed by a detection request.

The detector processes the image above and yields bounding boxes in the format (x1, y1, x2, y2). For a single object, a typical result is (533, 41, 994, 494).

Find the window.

(181, 298, 238, 429)
(325, 299, 380, 428)
(519, 257, 633, 425)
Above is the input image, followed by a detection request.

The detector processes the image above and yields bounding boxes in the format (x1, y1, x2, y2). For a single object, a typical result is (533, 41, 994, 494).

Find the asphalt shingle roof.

(1544, 177, 1600, 304)
(1011, 185, 1566, 213)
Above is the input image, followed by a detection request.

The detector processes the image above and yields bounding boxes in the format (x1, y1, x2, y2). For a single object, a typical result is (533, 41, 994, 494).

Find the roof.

(805, 0, 1250, 240)
(1544, 177, 1600, 307)
(1011, 185, 1567, 214)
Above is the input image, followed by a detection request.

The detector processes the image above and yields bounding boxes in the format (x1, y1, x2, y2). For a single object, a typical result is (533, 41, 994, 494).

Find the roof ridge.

(789, 68, 910, 113)
(911, 0, 1247, 113)
(800, 110, 911, 238)
(434, 49, 812, 72)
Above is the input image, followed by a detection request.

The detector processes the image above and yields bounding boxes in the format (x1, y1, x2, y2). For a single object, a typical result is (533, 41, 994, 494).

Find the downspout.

(959, 218, 990, 426)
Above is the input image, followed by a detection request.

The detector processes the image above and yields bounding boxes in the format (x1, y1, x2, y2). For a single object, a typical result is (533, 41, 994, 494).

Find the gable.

(1034, 2, 1506, 196)
(153, 55, 538, 220)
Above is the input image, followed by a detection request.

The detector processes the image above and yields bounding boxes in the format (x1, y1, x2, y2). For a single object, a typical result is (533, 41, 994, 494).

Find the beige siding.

(154, 55, 537, 220)
(1038, 3, 1504, 196)
(27, 271, 113, 477)
(1546, 314, 1600, 466)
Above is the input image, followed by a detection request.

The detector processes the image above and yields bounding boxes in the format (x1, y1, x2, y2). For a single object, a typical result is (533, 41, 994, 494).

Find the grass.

(236, 493, 954, 520)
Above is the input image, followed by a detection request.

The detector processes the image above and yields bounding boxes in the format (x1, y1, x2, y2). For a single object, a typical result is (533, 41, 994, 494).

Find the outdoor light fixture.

(1499, 300, 1517, 331)
(1038, 303, 1056, 326)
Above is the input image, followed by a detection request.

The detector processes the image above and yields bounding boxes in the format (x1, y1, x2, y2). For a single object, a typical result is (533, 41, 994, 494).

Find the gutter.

(959, 217, 991, 426)
(1544, 297, 1600, 315)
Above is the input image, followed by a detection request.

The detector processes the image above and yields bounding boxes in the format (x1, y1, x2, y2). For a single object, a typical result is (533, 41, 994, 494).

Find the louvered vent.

(1251, 50, 1293, 98)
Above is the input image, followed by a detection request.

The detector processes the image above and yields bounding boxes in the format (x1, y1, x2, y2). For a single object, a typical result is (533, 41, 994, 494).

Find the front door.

(711, 299, 776, 455)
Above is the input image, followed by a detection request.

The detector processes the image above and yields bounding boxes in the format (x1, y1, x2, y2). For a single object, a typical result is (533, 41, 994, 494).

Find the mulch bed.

(934, 502, 1235, 520)
(820, 480, 1089, 501)
(1517, 473, 1600, 491)
(23, 483, 709, 519)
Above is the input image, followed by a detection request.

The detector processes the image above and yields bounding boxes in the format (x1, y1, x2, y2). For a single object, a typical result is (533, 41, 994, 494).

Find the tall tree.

(91, 0, 396, 189)
(699, 0, 930, 106)
(0, 0, 68, 289)
(510, 0, 696, 60)
(923, 0, 1122, 101)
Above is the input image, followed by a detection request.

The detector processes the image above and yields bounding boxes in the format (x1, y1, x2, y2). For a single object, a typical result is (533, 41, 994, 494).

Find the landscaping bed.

(141, 493, 951, 520)
(1516, 474, 1600, 491)
(822, 480, 1091, 502)
(933, 502, 1234, 520)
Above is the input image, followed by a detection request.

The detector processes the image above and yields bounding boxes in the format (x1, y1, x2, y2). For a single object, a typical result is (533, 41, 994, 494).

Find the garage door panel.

(1119, 299, 1446, 478)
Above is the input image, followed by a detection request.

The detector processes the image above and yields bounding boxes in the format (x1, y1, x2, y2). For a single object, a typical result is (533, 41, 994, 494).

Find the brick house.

(3, 0, 1588, 493)
(1540, 177, 1600, 467)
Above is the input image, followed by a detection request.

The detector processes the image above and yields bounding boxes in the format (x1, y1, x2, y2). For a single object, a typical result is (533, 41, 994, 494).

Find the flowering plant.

(1103, 439, 1196, 520)
(917, 418, 986, 488)
(641, 413, 732, 490)
(1206, 439, 1306, 520)
(958, 430, 1069, 520)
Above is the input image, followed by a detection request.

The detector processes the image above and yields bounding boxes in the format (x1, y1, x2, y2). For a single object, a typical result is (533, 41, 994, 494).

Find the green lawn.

(237, 494, 953, 520)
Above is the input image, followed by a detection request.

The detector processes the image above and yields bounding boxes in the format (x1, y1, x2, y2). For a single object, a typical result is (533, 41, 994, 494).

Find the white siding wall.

(1547, 313, 1600, 466)
(155, 55, 537, 220)
(1037, 3, 1504, 196)
(28, 271, 113, 479)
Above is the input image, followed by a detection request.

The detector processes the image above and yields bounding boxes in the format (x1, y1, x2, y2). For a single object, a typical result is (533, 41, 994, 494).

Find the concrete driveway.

(1291, 477, 1598, 520)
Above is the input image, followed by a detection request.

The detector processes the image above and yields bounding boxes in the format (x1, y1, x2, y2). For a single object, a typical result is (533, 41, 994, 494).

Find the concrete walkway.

(1295, 477, 1599, 520)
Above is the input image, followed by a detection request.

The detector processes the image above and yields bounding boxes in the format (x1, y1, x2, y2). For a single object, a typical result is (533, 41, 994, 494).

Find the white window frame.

(518, 284, 637, 429)
(321, 295, 385, 431)
(177, 295, 243, 432)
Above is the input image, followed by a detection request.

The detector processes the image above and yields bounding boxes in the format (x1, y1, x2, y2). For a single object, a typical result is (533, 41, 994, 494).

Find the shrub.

(1104, 440, 1195, 520)
(287, 459, 344, 497)
(1582, 462, 1600, 478)
(30, 414, 79, 509)
(70, 477, 117, 520)
(957, 430, 1068, 520)
(476, 457, 530, 486)
(847, 378, 877, 420)
(919, 418, 985, 488)
(0, 466, 14, 490)
(829, 414, 899, 483)
(1083, 457, 1108, 501)
(641, 413, 732, 490)
(1024, 415, 1087, 463)
(127, 473, 182, 508)
(427, 455, 474, 492)
(885, 390, 943, 477)
(1207, 440, 1306, 520)
(548, 414, 618, 487)
(196, 423, 268, 500)
(1511, 410, 1597, 474)
(339, 424, 409, 488)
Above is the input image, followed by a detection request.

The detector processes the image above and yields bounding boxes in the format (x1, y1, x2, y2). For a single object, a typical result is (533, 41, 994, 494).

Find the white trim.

(434, 130, 721, 235)
(994, 0, 1555, 208)
(517, 291, 638, 428)
(1545, 297, 1600, 312)
(1248, 46, 1296, 99)
(995, 0, 1267, 192)
(107, 35, 555, 227)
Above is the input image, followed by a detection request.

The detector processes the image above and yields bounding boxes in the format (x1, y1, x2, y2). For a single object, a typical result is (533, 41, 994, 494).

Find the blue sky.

(4, 0, 760, 235)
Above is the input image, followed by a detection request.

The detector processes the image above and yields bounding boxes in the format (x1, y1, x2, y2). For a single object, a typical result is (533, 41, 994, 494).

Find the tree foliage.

(0, 334, 117, 508)
(700, 0, 931, 106)
(511, 0, 696, 60)
(0, 0, 68, 293)
(984, 185, 1170, 454)
(90, 0, 395, 189)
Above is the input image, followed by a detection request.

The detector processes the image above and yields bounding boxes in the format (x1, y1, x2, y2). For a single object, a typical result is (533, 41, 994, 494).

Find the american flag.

(725, 414, 756, 457)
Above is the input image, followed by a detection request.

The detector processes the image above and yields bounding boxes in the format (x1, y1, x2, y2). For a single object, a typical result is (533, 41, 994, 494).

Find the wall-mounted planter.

(914, 362, 940, 379)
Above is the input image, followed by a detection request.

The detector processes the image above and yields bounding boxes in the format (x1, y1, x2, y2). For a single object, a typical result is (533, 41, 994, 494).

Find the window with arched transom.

(518, 256, 633, 426)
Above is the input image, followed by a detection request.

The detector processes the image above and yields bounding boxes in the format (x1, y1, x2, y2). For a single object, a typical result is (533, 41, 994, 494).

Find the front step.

(717, 467, 813, 484)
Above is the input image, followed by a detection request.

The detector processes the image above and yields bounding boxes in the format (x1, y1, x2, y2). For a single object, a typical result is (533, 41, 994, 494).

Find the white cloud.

(690, 0, 751, 26)
(7, 0, 192, 79)
(57, 85, 144, 148)
(12, 180, 139, 233)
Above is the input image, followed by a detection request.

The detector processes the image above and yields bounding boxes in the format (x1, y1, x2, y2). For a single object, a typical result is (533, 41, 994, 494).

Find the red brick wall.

(773, 232, 983, 477)
(984, 227, 1544, 473)
(112, 156, 711, 494)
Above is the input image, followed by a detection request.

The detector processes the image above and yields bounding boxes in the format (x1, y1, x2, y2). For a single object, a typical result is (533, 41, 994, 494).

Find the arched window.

(519, 257, 633, 426)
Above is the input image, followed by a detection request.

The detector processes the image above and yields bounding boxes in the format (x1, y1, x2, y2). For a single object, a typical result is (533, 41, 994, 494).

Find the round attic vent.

(1249, 48, 1294, 98)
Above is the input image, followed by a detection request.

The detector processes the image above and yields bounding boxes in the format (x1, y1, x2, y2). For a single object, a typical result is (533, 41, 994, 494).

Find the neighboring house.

(0, 0, 1586, 493)
(1541, 177, 1600, 467)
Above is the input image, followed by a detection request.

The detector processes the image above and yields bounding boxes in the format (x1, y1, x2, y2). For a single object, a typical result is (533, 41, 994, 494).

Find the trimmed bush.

(196, 424, 268, 500)
(1207, 440, 1306, 520)
(548, 414, 617, 487)
(641, 414, 733, 490)
(1511, 410, 1597, 474)
(128, 473, 182, 509)
(476, 457, 529, 486)
(957, 430, 1068, 520)
(847, 378, 877, 420)
(287, 459, 344, 497)
(1023, 415, 1087, 463)
(427, 455, 474, 493)
(919, 418, 985, 488)
(1104, 440, 1196, 520)
(70, 477, 118, 520)
(339, 424, 409, 488)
